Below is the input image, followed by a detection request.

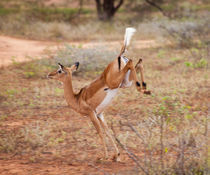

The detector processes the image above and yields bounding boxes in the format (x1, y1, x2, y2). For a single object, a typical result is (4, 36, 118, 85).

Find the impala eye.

(58, 70, 62, 74)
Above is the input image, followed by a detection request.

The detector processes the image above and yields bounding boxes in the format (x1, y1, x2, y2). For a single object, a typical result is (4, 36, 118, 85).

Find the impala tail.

(118, 27, 136, 70)
(120, 27, 136, 57)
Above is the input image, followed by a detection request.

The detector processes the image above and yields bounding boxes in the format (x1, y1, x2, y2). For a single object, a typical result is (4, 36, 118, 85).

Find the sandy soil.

(0, 35, 157, 67)
(0, 36, 56, 67)
(0, 35, 157, 175)
(0, 34, 208, 175)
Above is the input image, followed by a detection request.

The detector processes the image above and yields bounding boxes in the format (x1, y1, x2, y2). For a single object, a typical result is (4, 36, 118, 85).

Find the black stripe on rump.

(118, 56, 121, 71)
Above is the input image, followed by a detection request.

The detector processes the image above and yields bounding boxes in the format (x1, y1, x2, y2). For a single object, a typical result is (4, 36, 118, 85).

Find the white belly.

(96, 88, 118, 114)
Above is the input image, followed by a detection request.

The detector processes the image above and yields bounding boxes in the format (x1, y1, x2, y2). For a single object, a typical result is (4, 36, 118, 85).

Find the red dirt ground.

(0, 35, 208, 174)
(0, 35, 158, 175)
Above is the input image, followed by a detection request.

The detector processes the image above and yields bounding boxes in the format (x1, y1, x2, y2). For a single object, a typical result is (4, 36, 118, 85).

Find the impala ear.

(58, 63, 64, 69)
(74, 62, 79, 70)
(68, 62, 79, 72)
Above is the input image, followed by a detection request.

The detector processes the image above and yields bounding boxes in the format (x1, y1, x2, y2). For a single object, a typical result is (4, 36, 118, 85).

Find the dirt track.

(0, 35, 157, 66)
(0, 36, 57, 66)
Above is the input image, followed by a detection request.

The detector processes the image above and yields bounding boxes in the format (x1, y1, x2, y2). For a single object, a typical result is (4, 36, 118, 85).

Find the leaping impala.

(47, 28, 151, 161)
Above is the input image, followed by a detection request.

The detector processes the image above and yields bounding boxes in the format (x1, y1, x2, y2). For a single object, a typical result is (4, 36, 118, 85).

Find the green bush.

(184, 58, 208, 68)
(0, 8, 19, 16)
(194, 58, 208, 68)
(29, 7, 92, 22)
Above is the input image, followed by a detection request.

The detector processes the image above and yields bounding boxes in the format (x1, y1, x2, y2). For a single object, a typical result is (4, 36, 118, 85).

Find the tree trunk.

(95, 0, 124, 21)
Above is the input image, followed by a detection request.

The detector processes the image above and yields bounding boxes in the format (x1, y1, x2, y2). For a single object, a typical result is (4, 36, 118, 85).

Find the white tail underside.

(124, 27, 136, 48)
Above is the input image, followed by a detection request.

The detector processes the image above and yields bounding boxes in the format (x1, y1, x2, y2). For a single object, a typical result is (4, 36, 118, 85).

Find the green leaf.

(185, 114, 193, 120)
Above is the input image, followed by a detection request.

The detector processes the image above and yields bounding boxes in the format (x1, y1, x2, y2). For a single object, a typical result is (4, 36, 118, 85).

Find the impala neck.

(63, 75, 78, 108)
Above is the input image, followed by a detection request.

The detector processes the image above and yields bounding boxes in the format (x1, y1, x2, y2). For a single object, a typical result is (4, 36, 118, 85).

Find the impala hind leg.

(88, 111, 108, 160)
(127, 59, 142, 92)
(134, 58, 151, 94)
(98, 113, 120, 162)
(119, 59, 142, 92)
(134, 58, 146, 89)
(105, 59, 141, 92)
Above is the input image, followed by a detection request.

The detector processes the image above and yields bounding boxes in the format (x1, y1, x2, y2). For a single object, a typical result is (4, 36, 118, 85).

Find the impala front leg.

(105, 59, 141, 92)
(88, 111, 108, 160)
(98, 113, 120, 162)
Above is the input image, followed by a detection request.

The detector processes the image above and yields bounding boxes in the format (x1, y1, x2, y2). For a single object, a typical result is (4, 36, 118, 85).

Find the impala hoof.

(112, 154, 121, 162)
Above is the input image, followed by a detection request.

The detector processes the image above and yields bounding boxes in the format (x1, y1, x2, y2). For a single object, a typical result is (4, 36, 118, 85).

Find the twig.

(144, 0, 168, 17)
(122, 121, 146, 144)
(111, 122, 149, 175)
(204, 106, 209, 174)
(160, 115, 164, 172)
(175, 136, 186, 175)
(119, 121, 154, 173)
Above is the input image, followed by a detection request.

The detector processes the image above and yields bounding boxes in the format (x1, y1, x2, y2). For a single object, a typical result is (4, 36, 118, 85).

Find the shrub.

(184, 58, 208, 69)
(160, 18, 210, 48)
(0, 132, 19, 153)
(194, 58, 208, 68)
(54, 44, 118, 75)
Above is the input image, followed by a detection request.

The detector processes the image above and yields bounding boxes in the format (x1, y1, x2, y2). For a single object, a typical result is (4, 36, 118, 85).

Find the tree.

(95, 0, 168, 21)
(95, 0, 124, 21)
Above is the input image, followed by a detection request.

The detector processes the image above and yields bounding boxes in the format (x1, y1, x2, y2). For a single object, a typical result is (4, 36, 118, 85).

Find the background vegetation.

(0, 0, 209, 174)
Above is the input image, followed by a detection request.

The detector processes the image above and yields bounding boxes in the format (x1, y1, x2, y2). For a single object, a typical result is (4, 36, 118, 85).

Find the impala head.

(47, 62, 79, 82)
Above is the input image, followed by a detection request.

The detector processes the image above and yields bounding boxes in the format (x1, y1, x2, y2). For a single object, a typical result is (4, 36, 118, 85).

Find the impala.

(47, 28, 150, 161)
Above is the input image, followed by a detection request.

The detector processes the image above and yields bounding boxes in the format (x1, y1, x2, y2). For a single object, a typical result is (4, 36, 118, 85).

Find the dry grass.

(0, 0, 209, 42)
(0, 39, 209, 174)
(0, 0, 209, 174)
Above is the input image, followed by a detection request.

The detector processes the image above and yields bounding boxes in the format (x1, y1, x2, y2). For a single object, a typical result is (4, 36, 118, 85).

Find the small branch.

(144, 0, 167, 17)
(160, 115, 164, 171)
(204, 107, 209, 174)
(120, 121, 152, 172)
(114, 0, 124, 12)
(111, 122, 149, 175)
(175, 135, 186, 175)
(122, 122, 146, 144)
